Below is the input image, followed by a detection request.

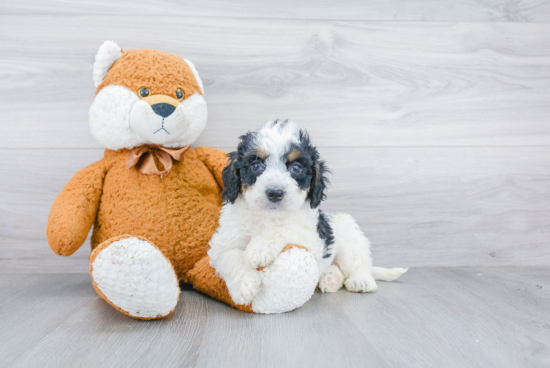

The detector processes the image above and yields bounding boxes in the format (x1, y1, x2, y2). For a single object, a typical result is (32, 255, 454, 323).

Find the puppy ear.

(308, 160, 330, 208)
(222, 151, 242, 204)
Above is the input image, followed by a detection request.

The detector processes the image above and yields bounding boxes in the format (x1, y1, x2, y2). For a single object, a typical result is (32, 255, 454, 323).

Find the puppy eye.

(176, 88, 184, 101)
(251, 162, 265, 173)
(139, 87, 150, 98)
(289, 163, 302, 174)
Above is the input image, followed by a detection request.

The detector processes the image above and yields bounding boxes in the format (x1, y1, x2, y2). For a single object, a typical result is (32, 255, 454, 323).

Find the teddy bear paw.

(90, 236, 180, 319)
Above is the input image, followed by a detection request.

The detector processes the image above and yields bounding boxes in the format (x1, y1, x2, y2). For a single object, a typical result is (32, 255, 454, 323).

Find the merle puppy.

(208, 120, 407, 306)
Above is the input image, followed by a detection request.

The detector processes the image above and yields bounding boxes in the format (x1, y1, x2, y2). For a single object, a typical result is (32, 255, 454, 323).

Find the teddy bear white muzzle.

(89, 85, 208, 150)
(130, 96, 189, 145)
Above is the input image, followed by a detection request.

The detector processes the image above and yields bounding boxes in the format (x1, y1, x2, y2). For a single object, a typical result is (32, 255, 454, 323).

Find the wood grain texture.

(0, 268, 548, 367)
(1, 0, 550, 22)
(1, 2, 548, 367)
(1, 16, 550, 149)
(1, 145, 549, 272)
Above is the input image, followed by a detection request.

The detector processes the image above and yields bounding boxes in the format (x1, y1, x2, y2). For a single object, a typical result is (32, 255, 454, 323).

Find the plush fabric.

(93, 41, 123, 88)
(47, 42, 318, 318)
(97, 48, 202, 100)
(187, 244, 314, 314)
(47, 160, 107, 256)
(90, 234, 180, 320)
(187, 256, 254, 313)
(48, 147, 226, 282)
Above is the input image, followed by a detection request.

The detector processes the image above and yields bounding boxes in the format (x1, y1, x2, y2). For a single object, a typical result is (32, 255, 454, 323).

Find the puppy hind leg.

(344, 265, 408, 292)
(318, 264, 345, 293)
(331, 213, 378, 293)
(344, 268, 378, 293)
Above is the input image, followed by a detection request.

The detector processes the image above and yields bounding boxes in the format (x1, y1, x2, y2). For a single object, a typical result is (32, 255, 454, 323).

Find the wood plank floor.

(1, 268, 548, 368)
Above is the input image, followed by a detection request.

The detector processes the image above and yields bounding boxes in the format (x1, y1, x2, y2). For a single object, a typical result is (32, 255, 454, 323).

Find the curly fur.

(209, 120, 408, 305)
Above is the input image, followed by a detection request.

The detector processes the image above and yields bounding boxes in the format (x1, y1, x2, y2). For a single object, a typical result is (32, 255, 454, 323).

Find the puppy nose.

(266, 189, 285, 203)
(151, 103, 176, 118)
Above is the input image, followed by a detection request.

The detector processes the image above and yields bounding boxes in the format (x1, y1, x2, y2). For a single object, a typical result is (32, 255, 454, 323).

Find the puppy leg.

(318, 264, 345, 293)
(331, 213, 378, 293)
(228, 266, 263, 305)
(243, 230, 287, 269)
(208, 246, 262, 306)
(344, 268, 378, 293)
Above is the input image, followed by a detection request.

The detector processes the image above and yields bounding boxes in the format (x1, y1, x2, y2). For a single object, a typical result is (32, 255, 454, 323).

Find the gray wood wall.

(1, 1, 549, 272)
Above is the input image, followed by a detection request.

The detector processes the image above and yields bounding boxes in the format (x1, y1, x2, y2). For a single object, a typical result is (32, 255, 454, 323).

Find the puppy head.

(222, 120, 330, 213)
(89, 41, 207, 150)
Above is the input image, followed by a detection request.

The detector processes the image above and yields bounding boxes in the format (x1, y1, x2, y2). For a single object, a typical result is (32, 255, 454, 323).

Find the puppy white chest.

(237, 205, 325, 260)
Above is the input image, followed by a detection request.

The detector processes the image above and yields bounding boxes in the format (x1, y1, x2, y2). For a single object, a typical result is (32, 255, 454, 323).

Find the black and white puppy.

(208, 120, 407, 305)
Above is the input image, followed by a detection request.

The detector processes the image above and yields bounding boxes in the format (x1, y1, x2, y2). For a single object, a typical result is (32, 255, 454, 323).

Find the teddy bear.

(46, 41, 319, 319)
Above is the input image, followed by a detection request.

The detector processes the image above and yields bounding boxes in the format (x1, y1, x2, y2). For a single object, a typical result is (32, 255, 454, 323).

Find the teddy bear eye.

(139, 88, 150, 98)
(176, 88, 184, 101)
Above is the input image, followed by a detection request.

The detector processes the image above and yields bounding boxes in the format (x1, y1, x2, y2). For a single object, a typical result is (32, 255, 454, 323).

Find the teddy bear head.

(89, 41, 207, 150)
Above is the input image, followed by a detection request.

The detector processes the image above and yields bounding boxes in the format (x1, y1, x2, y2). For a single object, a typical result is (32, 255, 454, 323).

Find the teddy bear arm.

(195, 146, 228, 190)
(47, 160, 107, 256)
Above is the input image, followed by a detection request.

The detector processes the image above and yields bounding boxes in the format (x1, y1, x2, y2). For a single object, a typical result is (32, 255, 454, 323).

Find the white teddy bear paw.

(90, 236, 180, 319)
(251, 245, 319, 314)
(318, 265, 345, 293)
(228, 271, 262, 306)
(344, 270, 378, 293)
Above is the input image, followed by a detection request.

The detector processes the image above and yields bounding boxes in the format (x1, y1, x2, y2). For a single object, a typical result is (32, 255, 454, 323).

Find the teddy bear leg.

(187, 244, 319, 314)
(89, 235, 180, 320)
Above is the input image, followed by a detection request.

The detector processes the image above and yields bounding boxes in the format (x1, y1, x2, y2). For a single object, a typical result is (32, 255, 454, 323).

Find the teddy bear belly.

(91, 160, 223, 282)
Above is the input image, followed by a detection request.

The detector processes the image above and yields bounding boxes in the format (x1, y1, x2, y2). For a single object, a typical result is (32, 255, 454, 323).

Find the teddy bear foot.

(250, 244, 319, 314)
(90, 235, 180, 320)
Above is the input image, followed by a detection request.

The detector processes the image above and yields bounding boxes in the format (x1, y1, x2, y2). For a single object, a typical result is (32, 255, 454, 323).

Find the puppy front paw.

(344, 271, 378, 293)
(243, 245, 278, 269)
(244, 232, 286, 269)
(228, 271, 262, 305)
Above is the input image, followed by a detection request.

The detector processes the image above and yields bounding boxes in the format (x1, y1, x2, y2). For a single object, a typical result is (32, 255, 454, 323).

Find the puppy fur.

(208, 120, 407, 305)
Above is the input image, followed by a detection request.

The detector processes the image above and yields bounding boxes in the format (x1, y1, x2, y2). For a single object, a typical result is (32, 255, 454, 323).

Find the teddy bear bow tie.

(127, 145, 190, 176)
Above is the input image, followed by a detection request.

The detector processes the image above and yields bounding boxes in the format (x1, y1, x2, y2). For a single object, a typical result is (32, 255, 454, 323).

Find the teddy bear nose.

(151, 103, 176, 118)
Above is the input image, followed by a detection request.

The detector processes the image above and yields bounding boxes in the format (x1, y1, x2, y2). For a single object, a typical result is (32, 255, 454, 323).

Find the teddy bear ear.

(93, 41, 123, 88)
(182, 58, 204, 95)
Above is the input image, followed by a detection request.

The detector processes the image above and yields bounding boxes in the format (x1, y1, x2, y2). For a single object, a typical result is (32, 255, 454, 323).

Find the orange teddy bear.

(47, 42, 318, 319)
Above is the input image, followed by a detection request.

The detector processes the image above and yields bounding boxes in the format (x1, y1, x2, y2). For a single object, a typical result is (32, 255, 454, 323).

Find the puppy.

(208, 120, 407, 305)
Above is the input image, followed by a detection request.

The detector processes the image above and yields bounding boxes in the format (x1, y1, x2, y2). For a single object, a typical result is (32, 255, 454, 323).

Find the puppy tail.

(372, 267, 408, 282)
